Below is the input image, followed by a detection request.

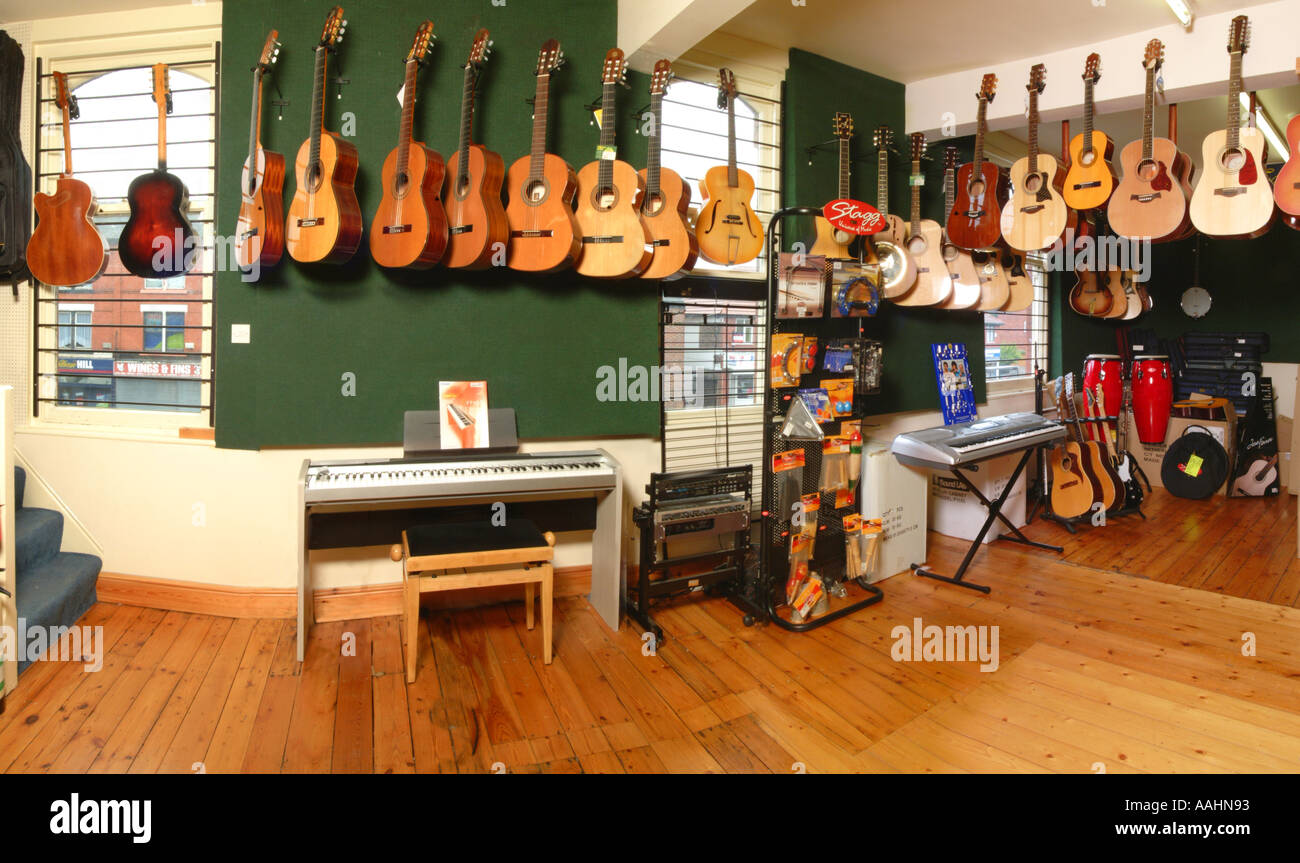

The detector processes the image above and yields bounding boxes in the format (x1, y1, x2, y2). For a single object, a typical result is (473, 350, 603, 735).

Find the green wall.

(781, 49, 986, 413)
(214, 0, 657, 449)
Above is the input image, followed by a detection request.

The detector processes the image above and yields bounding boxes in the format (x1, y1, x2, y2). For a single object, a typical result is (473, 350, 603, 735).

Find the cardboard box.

(927, 452, 1027, 544)
(1126, 409, 1237, 495)
(860, 439, 928, 582)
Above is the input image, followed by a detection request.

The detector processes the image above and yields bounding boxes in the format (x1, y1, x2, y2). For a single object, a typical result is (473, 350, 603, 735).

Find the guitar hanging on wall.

(370, 20, 448, 270)
(936, 146, 981, 310)
(234, 30, 285, 274)
(808, 112, 855, 259)
(118, 63, 196, 279)
(1062, 53, 1116, 212)
(870, 125, 917, 301)
(1002, 64, 1068, 252)
(638, 59, 699, 279)
(895, 132, 951, 306)
(27, 71, 108, 287)
(947, 74, 1007, 251)
(286, 7, 363, 264)
(695, 68, 763, 266)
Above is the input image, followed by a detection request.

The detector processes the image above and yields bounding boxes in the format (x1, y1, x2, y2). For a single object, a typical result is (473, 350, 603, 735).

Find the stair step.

(15, 507, 63, 573)
(14, 464, 25, 509)
(15, 552, 101, 673)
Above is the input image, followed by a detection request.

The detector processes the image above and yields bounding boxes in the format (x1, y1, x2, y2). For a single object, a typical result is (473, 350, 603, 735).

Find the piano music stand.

(403, 409, 519, 457)
(912, 444, 1063, 594)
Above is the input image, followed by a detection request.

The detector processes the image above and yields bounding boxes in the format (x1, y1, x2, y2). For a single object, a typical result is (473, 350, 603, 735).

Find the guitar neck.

(876, 148, 888, 218)
(528, 71, 552, 184)
(62, 99, 73, 177)
(1082, 78, 1095, 153)
(246, 69, 263, 192)
(1141, 67, 1155, 162)
(1227, 50, 1243, 151)
(597, 79, 617, 191)
(726, 96, 738, 188)
(973, 98, 987, 178)
(644, 90, 663, 199)
(455, 63, 476, 184)
(308, 46, 327, 173)
(943, 163, 955, 223)
(837, 136, 849, 199)
(909, 158, 921, 234)
(396, 60, 418, 180)
(1027, 89, 1040, 174)
(157, 93, 167, 171)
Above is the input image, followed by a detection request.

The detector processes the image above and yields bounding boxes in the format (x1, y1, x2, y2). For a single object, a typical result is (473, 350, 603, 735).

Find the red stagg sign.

(822, 199, 884, 235)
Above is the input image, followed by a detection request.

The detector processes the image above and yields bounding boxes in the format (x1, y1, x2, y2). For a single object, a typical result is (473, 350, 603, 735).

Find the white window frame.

(56, 304, 94, 351)
(984, 254, 1050, 397)
(139, 303, 190, 353)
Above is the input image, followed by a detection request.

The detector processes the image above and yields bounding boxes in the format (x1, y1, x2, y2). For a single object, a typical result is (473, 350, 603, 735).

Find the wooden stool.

(390, 520, 555, 683)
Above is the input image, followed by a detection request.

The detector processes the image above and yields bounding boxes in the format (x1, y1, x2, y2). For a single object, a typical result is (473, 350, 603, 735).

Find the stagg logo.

(50, 794, 151, 844)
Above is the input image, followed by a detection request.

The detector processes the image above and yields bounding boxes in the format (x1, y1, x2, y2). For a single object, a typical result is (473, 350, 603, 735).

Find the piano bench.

(389, 520, 556, 682)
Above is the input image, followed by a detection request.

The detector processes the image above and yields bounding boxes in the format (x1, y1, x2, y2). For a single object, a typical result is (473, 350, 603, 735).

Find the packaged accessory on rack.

(773, 450, 806, 516)
(842, 514, 863, 577)
(786, 559, 810, 606)
(842, 420, 863, 484)
(801, 336, 819, 373)
(823, 341, 853, 373)
(830, 260, 880, 318)
(819, 437, 851, 492)
(791, 572, 826, 621)
(857, 518, 883, 580)
(854, 339, 883, 396)
(771, 333, 803, 388)
(825, 378, 854, 417)
(797, 387, 833, 423)
(780, 396, 824, 441)
(777, 252, 827, 318)
(797, 492, 820, 556)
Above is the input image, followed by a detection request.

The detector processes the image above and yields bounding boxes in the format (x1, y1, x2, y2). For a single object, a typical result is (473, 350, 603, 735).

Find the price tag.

(909, 174, 925, 187)
(1182, 454, 1204, 477)
(596, 144, 617, 161)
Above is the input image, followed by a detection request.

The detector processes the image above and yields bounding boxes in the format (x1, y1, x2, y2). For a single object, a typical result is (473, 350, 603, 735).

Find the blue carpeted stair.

(12, 466, 101, 673)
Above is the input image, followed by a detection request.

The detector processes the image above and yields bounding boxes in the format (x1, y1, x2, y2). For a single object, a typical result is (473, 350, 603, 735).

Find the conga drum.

(1082, 354, 1122, 441)
(1131, 355, 1173, 444)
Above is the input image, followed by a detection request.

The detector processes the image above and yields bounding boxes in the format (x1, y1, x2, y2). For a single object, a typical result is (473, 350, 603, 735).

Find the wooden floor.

(3, 488, 1300, 774)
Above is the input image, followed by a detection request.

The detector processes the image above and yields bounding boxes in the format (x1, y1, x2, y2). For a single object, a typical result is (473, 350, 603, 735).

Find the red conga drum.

(1082, 354, 1122, 441)
(1131, 354, 1173, 444)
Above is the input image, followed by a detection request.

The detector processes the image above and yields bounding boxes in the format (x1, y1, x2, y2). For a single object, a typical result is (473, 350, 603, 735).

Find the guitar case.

(1228, 378, 1280, 497)
(0, 31, 32, 287)
(1161, 425, 1230, 499)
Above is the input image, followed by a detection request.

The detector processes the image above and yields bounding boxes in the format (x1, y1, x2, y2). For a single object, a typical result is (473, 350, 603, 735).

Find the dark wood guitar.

(1049, 377, 1093, 519)
(573, 48, 652, 278)
(286, 7, 362, 264)
(370, 21, 448, 270)
(505, 39, 580, 274)
(1063, 53, 1116, 212)
(1063, 373, 1114, 511)
(695, 68, 763, 266)
(442, 29, 508, 270)
(1085, 386, 1125, 511)
(27, 71, 107, 287)
(1275, 114, 1300, 231)
(638, 59, 698, 279)
(947, 74, 1007, 250)
(808, 112, 855, 259)
(118, 64, 196, 279)
(234, 31, 285, 273)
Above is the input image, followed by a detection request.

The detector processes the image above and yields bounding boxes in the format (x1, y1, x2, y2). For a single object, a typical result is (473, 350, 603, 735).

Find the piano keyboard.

(890, 413, 1066, 468)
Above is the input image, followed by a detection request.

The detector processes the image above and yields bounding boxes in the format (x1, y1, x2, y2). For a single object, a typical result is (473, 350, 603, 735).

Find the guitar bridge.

(239, 228, 259, 240)
(449, 225, 474, 235)
(721, 215, 744, 226)
(510, 230, 554, 238)
(964, 210, 985, 219)
(381, 225, 412, 234)
(297, 217, 325, 227)
(581, 236, 624, 244)
(1213, 187, 1247, 197)
(1072, 181, 1102, 190)
(1131, 193, 1161, 203)
(1019, 204, 1045, 214)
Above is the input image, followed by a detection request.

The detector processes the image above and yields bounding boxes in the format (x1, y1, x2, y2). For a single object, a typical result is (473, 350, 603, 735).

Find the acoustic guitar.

(505, 39, 579, 274)
(970, 249, 1009, 311)
(1062, 53, 1116, 212)
(286, 7, 362, 264)
(1003, 64, 1068, 252)
(442, 29, 508, 270)
(808, 112, 855, 259)
(895, 132, 951, 306)
(1275, 114, 1300, 230)
(695, 68, 763, 266)
(573, 48, 652, 278)
(869, 126, 917, 300)
(1108, 40, 1191, 243)
(1085, 387, 1125, 511)
(637, 59, 698, 279)
(27, 71, 108, 287)
(1049, 377, 1093, 519)
(234, 31, 285, 274)
(1063, 373, 1114, 511)
(947, 74, 1007, 251)
(1189, 16, 1276, 240)
(936, 146, 981, 310)
(370, 21, 448, 270)
(1000, 248, 1034, 312)
(118, 64, 196, 279)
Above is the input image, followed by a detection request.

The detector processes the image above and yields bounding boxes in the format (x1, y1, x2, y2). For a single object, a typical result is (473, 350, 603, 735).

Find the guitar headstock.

(978, 73, 997, 103)
(909, 132, 926, 162)
(407, 21, 435, 64)
(320, 6, 346, 51)
(601, 48, 627, 86)
(872, 125, 893, 151)
(150, 63, 173, 115)
(1143, 39, 1165, 72)
(536, 39, 564, 77)
(717, 67, 737, 109)
(944, 146, 958, 171)
(256, 30, 281, 72)
(1083, 52, 1101, 84)
(650, 59, 672, 95)
(832, 112, 854, 140)
(1028, 63, 1046, 95)
(1228, 14, 1250, 54)
(52, 71, 78, 120)
(467, 28, 492, 69)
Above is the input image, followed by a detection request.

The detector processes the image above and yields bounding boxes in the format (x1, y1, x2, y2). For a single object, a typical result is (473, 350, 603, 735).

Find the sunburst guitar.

(695, 68, 763, 266)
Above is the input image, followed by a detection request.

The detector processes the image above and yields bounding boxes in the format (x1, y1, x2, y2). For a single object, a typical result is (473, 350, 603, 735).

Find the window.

(984, 255, 1049, 389)
(142, 307, 187, 352)
(57, 306, 93, 350)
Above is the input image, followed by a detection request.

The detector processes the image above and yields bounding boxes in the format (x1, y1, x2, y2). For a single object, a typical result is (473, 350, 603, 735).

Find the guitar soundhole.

(833, 229, 852, 245)
(592, 185, 619, 211)
(643, 192, 665, 217)
(306, 162, 324, 194)
(968, 178, 986, 198)
(1136, 159, 1159, 182)
(907, 235, 927, 256)
(523, 178, 550, 205)
(455, 174, 472, 201)
(393, 172, 410, 200)
(1023, 173, 1043, 194)
(1220, 147, 1246, 173)
(941, 244, 958, 263)
(1079, 148, 1097, 167)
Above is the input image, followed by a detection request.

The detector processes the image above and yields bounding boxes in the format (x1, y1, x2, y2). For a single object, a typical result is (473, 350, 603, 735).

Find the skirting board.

(96, 568, 595, 622)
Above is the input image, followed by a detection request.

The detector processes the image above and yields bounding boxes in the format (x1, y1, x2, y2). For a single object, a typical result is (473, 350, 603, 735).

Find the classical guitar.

(505, 40, 579, 273)
(27, 71, 108, 287)
(442, 29, 508, 270)
(808, 112, 855, 259)
(286, 7, 362, 264)
(1064, 373, 1114, 511)
(118, 64, 196, 279)
(573, 48, 652, 278)
(895, 132, 951, 306)
(970, 249, 1009, 312)
(1232, 455, 1279, 497)
(1189, 16, 1276, 239)
(1085, 387, 1125, 511)
(948, 74, 1007, 250)
(370, 21, 448, 270)
(1003, 64, 1068, 252)
(638, 59, 698, 279)
(936, 146, 981, 310)
(1108, 39, 1191, 243)
(1063, 53, 1116, 212)
(1000, 248, 1034, 312)
(869, 125, 917, 300)
(1049, 377, 1093, 519)
(1275, 114, 1300, 230)
(695, 68, 763, 266)
(234, 31, 285, 274)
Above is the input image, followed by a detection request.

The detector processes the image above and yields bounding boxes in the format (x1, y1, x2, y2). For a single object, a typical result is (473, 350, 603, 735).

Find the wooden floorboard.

(5, 488, 1300, 773)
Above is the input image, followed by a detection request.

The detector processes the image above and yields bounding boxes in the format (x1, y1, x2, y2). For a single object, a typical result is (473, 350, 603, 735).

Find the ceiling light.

(1240, 92, 1289, 161)
(1165, 0, 1194, 29)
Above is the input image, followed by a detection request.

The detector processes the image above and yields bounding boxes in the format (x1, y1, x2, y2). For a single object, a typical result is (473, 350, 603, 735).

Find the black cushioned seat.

(406, 518, 547, 558)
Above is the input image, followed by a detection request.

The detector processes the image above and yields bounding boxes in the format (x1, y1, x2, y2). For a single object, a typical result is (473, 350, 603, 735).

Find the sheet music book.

(932, 343, 977, 426)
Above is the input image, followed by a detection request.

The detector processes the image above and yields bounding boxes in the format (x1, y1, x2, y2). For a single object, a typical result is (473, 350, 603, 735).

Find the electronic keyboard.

(890, 412, 1066, 468)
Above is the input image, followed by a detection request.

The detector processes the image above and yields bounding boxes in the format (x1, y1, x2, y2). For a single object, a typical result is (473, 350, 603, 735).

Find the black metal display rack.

(737, 207, 885, 632)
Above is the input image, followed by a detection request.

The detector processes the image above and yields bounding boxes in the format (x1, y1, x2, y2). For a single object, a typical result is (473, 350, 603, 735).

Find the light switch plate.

(231, 324, 251, 344)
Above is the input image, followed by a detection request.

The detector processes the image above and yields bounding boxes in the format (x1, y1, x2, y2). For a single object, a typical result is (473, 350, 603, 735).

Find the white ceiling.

(718, 0, 1251, 83)
(1, 0, 197, 23)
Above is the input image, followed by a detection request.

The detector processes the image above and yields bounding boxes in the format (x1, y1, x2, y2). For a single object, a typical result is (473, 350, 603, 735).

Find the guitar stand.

(913, 446, 1062, 594)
